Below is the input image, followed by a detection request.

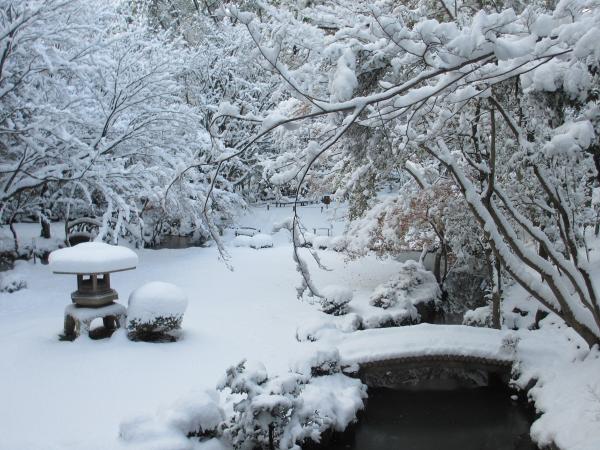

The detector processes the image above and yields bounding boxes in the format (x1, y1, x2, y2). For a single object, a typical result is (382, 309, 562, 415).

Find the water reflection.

(328, 387, 536, 450)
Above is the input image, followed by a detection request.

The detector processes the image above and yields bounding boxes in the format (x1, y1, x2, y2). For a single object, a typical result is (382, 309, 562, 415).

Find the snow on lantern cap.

(49, 242, 138, 274)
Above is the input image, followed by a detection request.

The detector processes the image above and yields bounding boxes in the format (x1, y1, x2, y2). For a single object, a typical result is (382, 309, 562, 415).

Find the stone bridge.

(336, 324, 517, 388)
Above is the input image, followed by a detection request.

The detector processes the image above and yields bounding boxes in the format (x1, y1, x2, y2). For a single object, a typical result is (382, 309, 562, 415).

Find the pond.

(327, 386, 536, 450)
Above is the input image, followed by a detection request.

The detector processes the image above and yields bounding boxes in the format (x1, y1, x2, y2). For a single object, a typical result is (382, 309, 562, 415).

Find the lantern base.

(61, 302, 126, 341)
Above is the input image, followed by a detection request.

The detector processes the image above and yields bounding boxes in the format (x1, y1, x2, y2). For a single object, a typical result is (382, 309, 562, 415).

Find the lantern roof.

(49, 242, 138, 274)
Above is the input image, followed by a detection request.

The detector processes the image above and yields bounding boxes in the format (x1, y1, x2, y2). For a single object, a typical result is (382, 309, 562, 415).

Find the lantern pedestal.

(62, 303, 127, 340)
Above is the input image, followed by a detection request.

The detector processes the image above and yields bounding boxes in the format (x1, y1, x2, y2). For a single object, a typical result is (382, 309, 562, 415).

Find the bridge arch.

(355, 354, 513, 388)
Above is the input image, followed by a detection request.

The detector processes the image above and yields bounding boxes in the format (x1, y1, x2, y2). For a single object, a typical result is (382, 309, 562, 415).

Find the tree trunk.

(40, 216, 51, 239)
(491, 257, 502, 329)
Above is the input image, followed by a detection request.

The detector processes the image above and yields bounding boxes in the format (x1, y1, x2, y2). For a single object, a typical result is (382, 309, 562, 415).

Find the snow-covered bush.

(329, 236, 347, 252)
(320, 285, 353, 316)
(463, 306, 493, 328)
(216, 355, 366, 450)
(369, 284, 398, 310)
(0, 272, 27, 293)
(362, 310, 418, 329)
(250, 234, 274, 249)
(121, 351, 366, 450)
(127, 282, 188, 342)
(291, 346, 341, 377)
(369, 261, 440, 313)
(295, 313, 363, 342)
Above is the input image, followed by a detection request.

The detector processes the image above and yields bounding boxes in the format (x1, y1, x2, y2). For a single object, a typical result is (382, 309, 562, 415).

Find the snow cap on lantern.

(49, 242, 138, 274)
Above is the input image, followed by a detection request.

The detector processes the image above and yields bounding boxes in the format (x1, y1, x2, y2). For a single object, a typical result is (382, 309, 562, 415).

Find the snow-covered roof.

(49, 242, 138, 274)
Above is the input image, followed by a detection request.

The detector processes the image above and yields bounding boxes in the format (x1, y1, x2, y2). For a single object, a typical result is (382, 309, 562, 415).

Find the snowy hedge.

(127, 281, 188, 342)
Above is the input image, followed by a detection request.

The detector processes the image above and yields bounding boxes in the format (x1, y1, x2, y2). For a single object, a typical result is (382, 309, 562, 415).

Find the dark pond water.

(327, 386, 536, 450)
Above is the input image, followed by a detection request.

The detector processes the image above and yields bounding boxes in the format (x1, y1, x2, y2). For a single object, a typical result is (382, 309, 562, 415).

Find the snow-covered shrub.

(291, 346, 341, 377)
(127, 281, 188, 342)
(216, 356, 366, 450)
(329, 236, 347, 252)
(369, 284, 398, 309)
(320, 285, 353, 316)
(500, 333, 520, 356)
(463, 306, 493, 328)
(218, 360, 298, 450)
(233, 234, 274, 249)
(295, 313, 363, 342)
(0, 271, 27, 293)
(250, 234, 274, 249)
(362, 309, 418, 329)
(369, 261, 440, 317)
(233, 235, 253, 248)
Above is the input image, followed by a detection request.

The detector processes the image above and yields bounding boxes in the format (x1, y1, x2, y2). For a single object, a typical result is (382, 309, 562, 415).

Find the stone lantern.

(49, 242, 138, 340)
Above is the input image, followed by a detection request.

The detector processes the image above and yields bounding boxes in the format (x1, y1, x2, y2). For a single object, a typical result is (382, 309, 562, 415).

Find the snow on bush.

(0, 271, 27, 293)
(119, 390, 223, 447)
(463, 305, 493, 328)
(250, 234, 274, 249)
(233, 234, 274, 249)
(122, 352, 366, 450)
(296, 313, 363, 342)
(329, 235, 347, 252)
(361, 309, 418, 329)
(320, 285, 353, 316)
(369, 260, 440, 311)
(291, 346, 341, 377)
(127, 281, 188, 342)
(216, 354, 366, 450)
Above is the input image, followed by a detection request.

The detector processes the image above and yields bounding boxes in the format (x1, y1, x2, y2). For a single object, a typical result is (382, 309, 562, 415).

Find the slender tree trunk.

(40, 215, 51, 239)
(491, 257, 502, 329)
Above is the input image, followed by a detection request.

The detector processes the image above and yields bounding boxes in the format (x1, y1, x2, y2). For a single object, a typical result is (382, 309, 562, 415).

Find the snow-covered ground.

(0, 204, 402, 450)
(1, 205, 599, 450)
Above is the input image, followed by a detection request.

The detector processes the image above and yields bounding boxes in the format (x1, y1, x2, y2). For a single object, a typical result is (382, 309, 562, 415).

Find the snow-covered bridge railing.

(337, 324, 516, 388)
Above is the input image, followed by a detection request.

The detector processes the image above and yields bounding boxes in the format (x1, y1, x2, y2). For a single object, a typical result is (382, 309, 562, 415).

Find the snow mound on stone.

(127, 281, 188, 324)
(49, 242, 138, 274)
